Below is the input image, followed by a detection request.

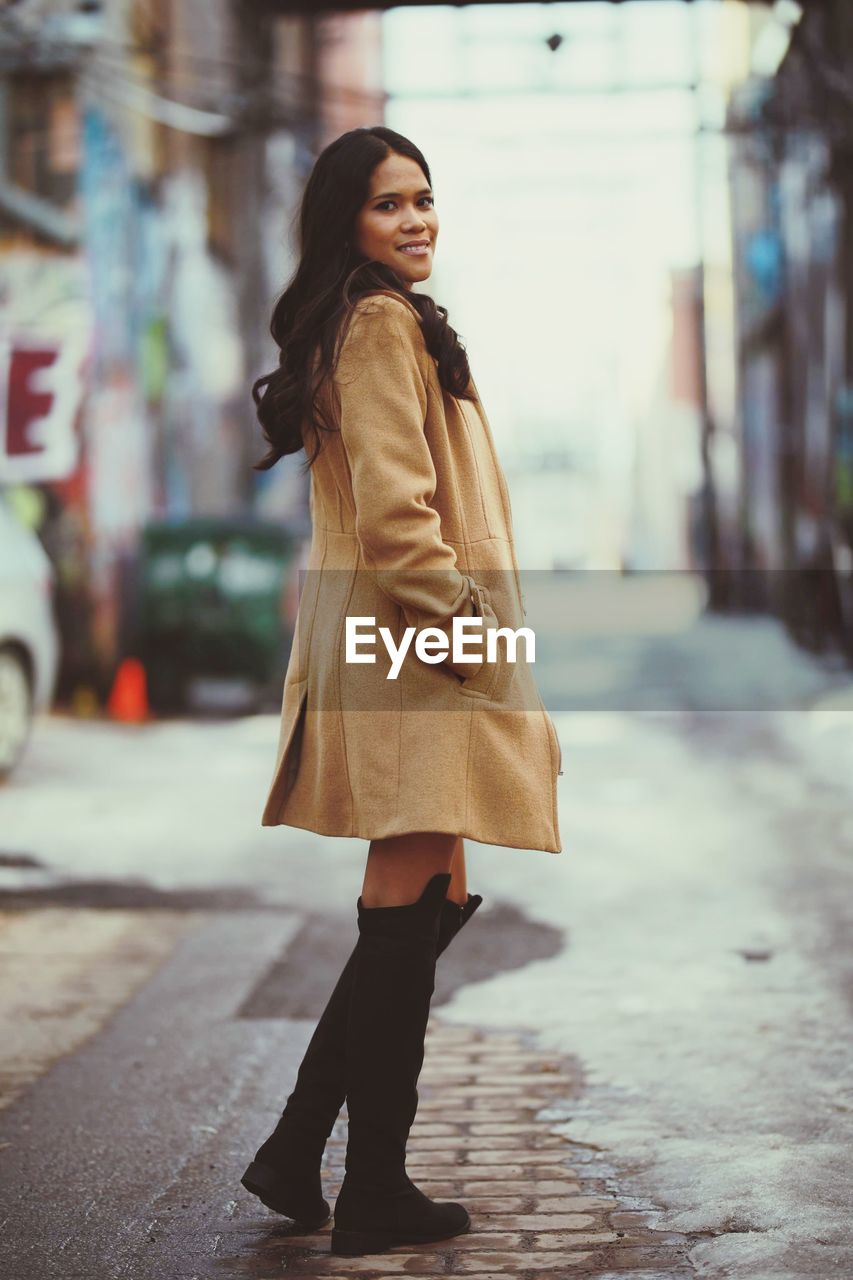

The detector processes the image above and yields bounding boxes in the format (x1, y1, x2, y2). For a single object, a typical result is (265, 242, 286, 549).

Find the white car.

(0, 496, 59, 777)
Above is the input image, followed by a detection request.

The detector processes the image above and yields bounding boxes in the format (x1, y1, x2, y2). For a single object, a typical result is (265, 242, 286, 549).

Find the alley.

(4, 2, 853, 1277)
(2, 600, 852, 1279)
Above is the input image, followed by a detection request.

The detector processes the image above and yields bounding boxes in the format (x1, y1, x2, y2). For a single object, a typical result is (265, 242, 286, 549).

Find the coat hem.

(261, 811, 561, 855)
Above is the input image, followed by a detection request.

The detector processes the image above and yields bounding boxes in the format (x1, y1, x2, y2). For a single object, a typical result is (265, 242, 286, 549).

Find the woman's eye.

(375, 197, 434, 211)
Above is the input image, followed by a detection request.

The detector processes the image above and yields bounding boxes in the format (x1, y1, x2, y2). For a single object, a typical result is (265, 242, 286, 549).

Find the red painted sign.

(1, 337, 87, 482)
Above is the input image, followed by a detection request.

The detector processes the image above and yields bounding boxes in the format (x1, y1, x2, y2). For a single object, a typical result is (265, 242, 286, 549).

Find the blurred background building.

(724, 0, 853, 649)
(4, 0, 853, 722)
(0, 0, 382, 706)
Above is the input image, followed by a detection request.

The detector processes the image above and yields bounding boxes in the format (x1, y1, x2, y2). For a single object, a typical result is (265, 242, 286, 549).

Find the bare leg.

(361, 832, 467, 907)
(447, 836, 467, 906)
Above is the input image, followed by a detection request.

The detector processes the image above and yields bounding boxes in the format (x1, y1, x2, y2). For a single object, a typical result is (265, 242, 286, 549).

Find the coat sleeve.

(333, 295, 491, 682)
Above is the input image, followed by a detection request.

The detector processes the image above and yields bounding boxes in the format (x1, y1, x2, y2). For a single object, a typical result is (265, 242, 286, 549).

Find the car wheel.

(0, 649, 33, 779)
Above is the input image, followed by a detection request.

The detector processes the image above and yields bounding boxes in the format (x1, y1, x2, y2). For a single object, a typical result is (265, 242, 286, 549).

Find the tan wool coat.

(261, 289, 562, 854)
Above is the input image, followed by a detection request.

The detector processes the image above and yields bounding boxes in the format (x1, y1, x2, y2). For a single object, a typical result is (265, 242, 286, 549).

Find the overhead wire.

(1, 26, 830, 145)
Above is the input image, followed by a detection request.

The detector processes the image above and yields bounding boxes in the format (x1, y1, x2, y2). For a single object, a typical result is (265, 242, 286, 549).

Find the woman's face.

(354, 153, 438, 287)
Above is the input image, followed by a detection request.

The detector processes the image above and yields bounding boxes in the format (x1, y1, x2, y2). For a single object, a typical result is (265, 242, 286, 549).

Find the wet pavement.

(0, 908, 694, 1280)
(2, 586, 853, 1279)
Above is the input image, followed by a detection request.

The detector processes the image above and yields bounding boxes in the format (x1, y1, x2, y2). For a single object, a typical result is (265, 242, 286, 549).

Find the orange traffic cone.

(107, 658, 150, 723)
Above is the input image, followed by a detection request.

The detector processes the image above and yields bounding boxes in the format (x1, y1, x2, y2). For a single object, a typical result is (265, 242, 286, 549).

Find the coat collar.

(359, 288, 422, 323)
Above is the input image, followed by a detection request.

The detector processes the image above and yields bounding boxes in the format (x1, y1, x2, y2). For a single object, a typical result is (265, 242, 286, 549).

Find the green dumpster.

(139, 518, 296, 712)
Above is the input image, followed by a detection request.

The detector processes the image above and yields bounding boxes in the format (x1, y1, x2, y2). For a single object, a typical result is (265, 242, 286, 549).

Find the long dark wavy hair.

(252, 126, 475, 472)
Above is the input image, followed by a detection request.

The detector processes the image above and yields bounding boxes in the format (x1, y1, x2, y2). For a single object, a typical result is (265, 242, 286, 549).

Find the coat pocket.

(455, 577, 517, 704)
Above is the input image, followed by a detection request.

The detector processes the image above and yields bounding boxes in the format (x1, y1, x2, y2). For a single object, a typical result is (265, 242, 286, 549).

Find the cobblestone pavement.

(0, 908, 696, 1280)
(220, 1020, 696, 1279)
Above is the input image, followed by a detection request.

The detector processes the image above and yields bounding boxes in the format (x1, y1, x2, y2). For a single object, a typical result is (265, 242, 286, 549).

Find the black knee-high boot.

(241, 889, 482, 1226)
(330, 872, 471, 1256)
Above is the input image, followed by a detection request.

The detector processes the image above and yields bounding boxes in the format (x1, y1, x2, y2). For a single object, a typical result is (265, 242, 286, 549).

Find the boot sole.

(331, 1213, 471, 1256)
(241, 1160, 331, 1230)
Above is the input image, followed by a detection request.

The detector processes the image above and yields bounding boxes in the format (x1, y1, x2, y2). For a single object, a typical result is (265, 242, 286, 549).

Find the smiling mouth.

(397, 243, 431, 255)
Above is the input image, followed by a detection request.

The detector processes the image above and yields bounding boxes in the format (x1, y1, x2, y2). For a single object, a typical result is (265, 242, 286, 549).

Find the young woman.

(242, 126, 562, 1257)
